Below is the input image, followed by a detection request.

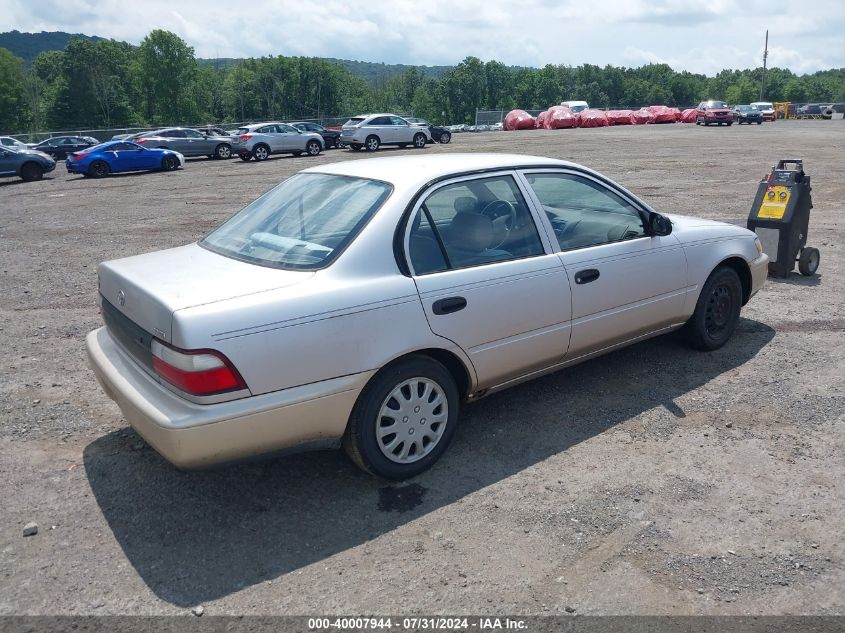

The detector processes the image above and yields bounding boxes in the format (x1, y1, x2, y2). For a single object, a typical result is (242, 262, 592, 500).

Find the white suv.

(341, 114, 431, 152)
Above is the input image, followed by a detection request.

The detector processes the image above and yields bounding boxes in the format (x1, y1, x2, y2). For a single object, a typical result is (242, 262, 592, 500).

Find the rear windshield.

(200, 173, 393, 270)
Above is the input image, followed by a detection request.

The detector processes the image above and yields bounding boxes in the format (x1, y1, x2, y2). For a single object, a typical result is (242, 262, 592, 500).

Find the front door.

(406, 172, 572, 388)
(520, 170, 688, 359)
(0, 148, 16, 176)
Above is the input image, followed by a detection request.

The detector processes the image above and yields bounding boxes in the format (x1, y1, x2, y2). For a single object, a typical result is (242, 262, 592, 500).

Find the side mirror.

(649, 213, 672, 236)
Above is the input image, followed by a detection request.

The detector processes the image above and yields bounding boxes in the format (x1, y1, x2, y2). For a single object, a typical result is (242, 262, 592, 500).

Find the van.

(560, 100, 590, 113)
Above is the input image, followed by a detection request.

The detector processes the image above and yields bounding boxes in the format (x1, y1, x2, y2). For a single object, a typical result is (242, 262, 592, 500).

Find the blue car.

(66, 141, 184, 178)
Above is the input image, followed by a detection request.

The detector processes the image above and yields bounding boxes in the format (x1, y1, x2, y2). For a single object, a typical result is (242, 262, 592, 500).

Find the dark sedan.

(289, 122, 344, 148)
(732, 105, 763, 124)
(28, 136, 99, 160)
(406, 117, 452, 144)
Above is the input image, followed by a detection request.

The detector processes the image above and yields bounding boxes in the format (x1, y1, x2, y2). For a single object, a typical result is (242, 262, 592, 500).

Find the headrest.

(453, 196, 478, 214)
(448, 212, 494, 252)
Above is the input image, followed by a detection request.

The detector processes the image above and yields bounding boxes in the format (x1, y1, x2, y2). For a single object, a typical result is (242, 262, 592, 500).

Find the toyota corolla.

(86, 154, 768, 478)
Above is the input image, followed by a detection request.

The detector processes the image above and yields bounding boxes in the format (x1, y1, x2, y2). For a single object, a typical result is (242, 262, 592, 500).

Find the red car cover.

(504, 109, 536, 131)
(578, 109, 609, 128)
(545, 106, 578, 129)
(606, 109, 634, 125)
(680, 108, 698, 123)
(631, 108, 655, 124)
(647, 105, 680, 124)
(535, 110, 549, 128)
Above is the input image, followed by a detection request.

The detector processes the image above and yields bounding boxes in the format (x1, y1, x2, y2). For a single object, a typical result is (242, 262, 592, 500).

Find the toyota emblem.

(117, 290, 126, 307)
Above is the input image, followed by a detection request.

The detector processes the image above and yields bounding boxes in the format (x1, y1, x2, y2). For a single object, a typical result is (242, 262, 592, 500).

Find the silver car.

(341, 113, 431, 152)
(136, 127, 235, 159)
(232, 123, 323, 161)
(87, 154, 768, 479)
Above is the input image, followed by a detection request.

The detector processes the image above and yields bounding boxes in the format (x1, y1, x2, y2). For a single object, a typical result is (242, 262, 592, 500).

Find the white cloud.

(0, 0, 842, 74)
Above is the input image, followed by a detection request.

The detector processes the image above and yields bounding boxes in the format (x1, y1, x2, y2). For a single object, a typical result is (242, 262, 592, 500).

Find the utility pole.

(760, 30, 769, 101)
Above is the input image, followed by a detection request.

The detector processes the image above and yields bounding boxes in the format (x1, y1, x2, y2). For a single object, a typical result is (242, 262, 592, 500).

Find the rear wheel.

(350, 144, 362, 151)
(365, 135, 380, 152)
(161, 155, 178, 171)
(334, 140, 346, 149)
(798, 247, 820, 276)
(413, 133, 427, 148)
(252, 144, 270, 161)
(214, 143, 232, 159)
(20, 162, 44, 182)
(306, 140, 321, 156)
(343, 356, 459, 479)
(88, 160, 110, 178)
(685, 266, 742, 351)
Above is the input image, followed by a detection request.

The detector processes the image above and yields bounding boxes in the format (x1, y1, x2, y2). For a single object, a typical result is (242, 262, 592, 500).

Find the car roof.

(303, 153, 580, 190)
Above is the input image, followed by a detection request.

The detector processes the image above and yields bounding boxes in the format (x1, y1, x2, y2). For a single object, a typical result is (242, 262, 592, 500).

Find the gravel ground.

(0, 121, 843, 616)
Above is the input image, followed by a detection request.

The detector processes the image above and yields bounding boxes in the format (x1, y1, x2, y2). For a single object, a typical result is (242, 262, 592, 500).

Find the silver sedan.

(87, 154, 768, 478)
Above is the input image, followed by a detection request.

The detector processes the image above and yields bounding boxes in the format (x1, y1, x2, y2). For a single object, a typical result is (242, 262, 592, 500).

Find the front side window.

(408, 174, 545, 274)
(184, 130, 204, 139)
(525, 172, 646, 251)
(391, 116, 407, 126)
(201, 174, 393, 270)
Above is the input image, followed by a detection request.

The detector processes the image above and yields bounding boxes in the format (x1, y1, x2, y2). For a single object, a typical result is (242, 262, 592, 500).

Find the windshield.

(570, 105, 588, 113)
(201, 173, 393, 270)
(706, 101, 728, 108)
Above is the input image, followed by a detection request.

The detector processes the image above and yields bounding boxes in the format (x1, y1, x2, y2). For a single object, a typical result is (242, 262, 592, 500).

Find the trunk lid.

(98, 243, 313, 343)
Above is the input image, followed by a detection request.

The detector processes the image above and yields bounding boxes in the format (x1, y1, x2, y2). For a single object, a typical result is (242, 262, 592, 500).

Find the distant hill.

(0, 30, 103, 62)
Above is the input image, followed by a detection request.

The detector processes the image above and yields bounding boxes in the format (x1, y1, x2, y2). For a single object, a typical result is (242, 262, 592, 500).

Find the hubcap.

(308, 143, 319, 155)
(256, 147, 268, 159)
(376, 378, 448, 464)
(704, 284, 732, 337)
(218, 146, 231, 158)
(367, 139, 378, 150)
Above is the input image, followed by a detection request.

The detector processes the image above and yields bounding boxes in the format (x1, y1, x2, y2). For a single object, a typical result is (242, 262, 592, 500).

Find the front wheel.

(350, 144, 362, 151)
(306, 140, 321, 156)
(161, 155, 179, 171)
(20, 162, 44, 182)
(343, 356, 459, 479)
(439, 131, 451, 144)
(214, 143, 232, 159)
(685, 266, 742, 351)
(334, 140, 345, 149)
(413, 133, 427, 148)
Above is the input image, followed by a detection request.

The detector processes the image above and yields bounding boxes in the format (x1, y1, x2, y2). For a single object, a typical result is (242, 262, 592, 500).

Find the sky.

(2, 0, 843, 75)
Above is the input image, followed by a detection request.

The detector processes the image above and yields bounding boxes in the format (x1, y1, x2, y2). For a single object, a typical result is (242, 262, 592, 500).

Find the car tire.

(757, 121, 762, 125)
(335, 140, 346, 149)
(214, 143, 232, 159)
(798, 247, 820, 276)
(343, 355, 459, 479)
(365, 135, 380, 152)
(161, 155, 179, 171)
(727, 122, 732, 126)
(685, 266, 742, 351)
(292, 151, 302, 156)
(439, 131, 451, 144)
(350, 144, 362, 151)
(413, 133, 427, 148)
(252, 144, 270, 161)
(306, 140, 321, 156)
(20, 162, 44, 182)
(88, 160, 110, 178)
(239, 150, 252, 161)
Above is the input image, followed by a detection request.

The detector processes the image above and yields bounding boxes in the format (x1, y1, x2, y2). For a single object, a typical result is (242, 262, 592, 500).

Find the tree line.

(1, 29, 843, 134)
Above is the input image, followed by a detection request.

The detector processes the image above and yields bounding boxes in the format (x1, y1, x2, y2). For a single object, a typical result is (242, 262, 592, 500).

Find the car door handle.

(574, 269, 600, 284)
(432, 296, 467, 315)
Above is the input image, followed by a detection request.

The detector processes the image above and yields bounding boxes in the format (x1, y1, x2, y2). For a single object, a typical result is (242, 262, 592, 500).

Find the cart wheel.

(798, 247, 820, 276)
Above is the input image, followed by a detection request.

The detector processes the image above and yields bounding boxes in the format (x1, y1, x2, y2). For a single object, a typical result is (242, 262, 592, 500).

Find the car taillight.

(239, 134, 252, 142)
(136, 138, 149, 145)
(72, 153, 88, 160)
(150, 339, 247, 396)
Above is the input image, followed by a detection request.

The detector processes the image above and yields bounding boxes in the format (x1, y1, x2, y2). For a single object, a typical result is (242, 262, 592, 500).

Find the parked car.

(750, 102, 775, 121)
(232, 122, 324, 161)
(406, 117, 452, 144)
(0, 145, 56, 182)
(135, 127, 234, 159)
(796, 104, 824, 118)
(0, 136, 28, 149)
(28, 136, 99, 160)
(111, 130, 162, 141)
(86, 153, 769, 478)
(560, 100, 590, 113)
(696, 100, 733, 126)
(732, 105, 763, 124)
(66, 141, 184, 177)
(289, 121, 344, 149)
(340, 114, 431, 151)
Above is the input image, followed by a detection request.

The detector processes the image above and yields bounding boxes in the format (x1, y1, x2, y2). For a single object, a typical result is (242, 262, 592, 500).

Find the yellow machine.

(773, 102, 790, 120)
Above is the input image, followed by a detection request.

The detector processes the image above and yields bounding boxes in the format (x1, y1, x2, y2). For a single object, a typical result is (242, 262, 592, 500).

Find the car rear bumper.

(86, 327, 372, 468)
(749, 253, 769, 299)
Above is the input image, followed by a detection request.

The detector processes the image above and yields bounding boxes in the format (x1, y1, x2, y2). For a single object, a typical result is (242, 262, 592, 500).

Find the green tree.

(138, 29, 197, 123)
(0, 47, 26, 132)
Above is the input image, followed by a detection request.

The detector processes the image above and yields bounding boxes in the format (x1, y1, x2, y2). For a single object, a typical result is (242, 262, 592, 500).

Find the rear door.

(182, 129, 208, 155)
(405, 171, 572, 388)
(521, 169, 688, 359)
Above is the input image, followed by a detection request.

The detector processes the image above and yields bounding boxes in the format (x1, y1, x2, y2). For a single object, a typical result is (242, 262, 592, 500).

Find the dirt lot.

(1, 121, 843, 616)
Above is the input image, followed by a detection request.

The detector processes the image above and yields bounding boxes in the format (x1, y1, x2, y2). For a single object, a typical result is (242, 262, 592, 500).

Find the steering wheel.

(480, 200, 517, 249)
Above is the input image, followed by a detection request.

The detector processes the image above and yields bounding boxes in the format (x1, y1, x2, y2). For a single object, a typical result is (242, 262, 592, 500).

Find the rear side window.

(345, 118, 365, 125)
